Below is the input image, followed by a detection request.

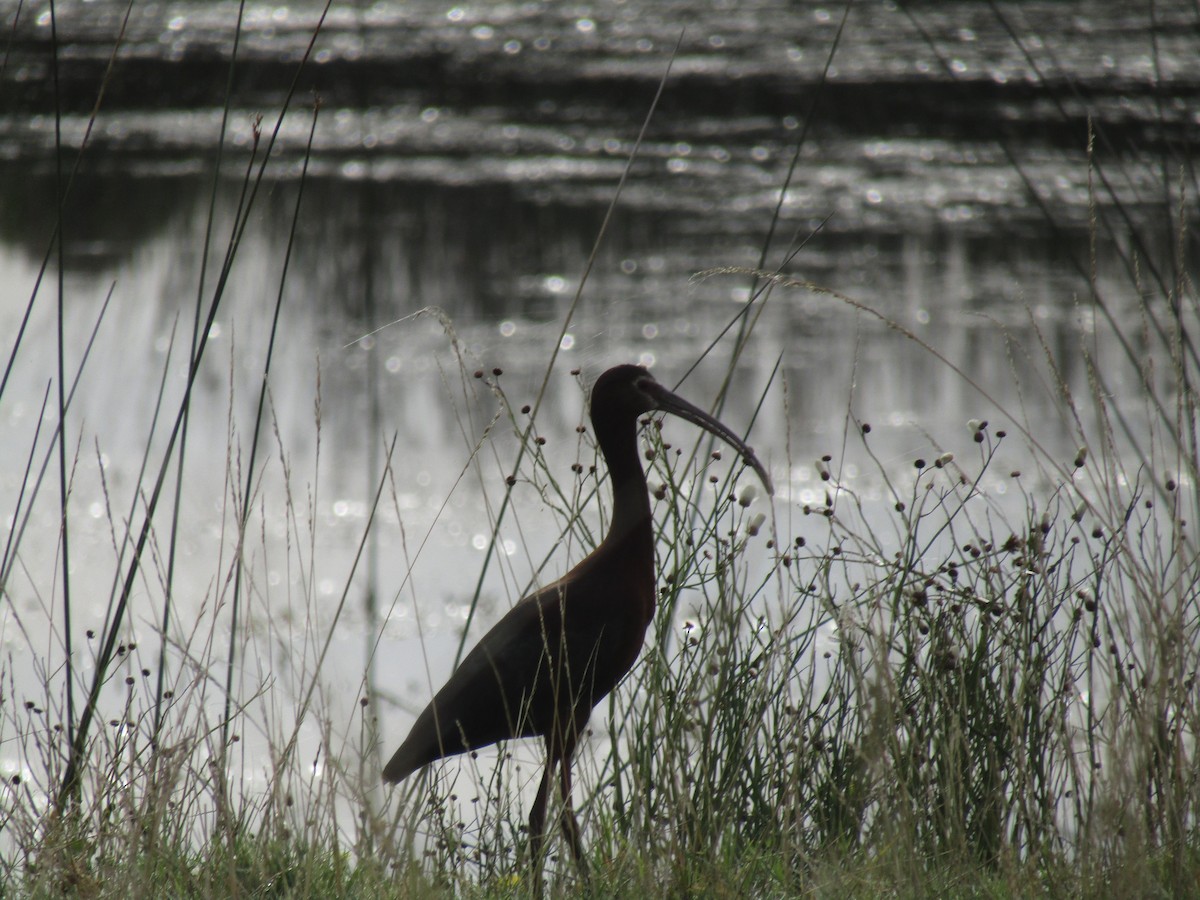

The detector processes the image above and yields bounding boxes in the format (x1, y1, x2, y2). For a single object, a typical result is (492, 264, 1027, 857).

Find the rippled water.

(1, 0, 1196, 792)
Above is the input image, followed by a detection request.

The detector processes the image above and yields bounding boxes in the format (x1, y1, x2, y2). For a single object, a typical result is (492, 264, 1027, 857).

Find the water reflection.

(0, 164, 1178, 559)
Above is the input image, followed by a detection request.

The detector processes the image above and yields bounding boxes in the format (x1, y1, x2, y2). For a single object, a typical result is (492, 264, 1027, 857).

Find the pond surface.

(0, 0, 1196, 794)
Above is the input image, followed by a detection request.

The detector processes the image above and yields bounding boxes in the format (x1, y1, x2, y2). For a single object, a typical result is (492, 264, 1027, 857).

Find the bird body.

(384, 364, 772, 874)
(382, 525, 654, 783)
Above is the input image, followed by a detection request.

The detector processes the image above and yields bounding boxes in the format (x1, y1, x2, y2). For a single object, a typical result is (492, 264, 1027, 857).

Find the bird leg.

(528, 729, 589, 891)
(528, 752, 556, 870)
(556, 733, 588, 875)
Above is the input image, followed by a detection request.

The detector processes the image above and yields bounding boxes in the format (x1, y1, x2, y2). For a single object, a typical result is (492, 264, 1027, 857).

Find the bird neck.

(597, 414, 653, 548)
(592, 409, 657, 627)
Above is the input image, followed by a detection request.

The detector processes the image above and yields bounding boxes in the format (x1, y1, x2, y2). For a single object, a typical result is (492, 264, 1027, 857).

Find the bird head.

(590, 365, 773, 494)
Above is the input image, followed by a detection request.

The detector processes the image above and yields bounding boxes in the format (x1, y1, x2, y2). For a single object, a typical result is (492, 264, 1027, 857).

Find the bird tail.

(382, 739, 426, 783)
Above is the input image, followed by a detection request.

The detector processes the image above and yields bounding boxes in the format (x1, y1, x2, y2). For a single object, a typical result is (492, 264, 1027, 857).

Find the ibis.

(384, 364, 772, 874)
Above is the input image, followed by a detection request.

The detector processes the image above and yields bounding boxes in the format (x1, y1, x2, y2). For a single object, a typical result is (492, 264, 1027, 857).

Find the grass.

(2, 2, 1199, 897)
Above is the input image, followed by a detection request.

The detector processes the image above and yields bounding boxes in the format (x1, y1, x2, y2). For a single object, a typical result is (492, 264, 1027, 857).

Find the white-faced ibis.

(383, 364, 772, 874)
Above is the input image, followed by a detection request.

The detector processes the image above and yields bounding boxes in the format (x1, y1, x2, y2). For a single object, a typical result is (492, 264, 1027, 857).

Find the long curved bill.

(640, 378, 774, 495)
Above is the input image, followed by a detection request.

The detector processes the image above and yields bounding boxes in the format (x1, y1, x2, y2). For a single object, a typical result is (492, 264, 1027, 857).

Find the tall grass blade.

(221, 100, 321, 747)
(154, 0, 248, 746)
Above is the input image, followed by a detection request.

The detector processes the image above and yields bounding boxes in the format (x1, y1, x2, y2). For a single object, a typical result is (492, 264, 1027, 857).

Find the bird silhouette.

(384, 364, 772, 876)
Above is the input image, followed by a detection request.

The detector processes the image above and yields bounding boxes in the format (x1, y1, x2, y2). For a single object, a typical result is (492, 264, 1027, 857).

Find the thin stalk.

(0, 287, 114, 598)
(363, 198, 383, 783)
(0, 381, 52, 590)
(0, 0, 26, 94)
(221, 99, 320, 747)
(154, 0, 248, 745)
(97, 315, 179, 667)
(678, 0, 852, 394)
(49, 0, 76, 755)
(0, 0, 132, 407)
(270, 434, 398, 787)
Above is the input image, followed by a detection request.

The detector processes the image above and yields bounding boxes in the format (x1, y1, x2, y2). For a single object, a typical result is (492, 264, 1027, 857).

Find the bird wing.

(383, 581, 576, 783)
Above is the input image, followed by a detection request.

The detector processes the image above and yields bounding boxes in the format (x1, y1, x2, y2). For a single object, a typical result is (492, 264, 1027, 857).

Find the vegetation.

(2, 2, 1197, 897)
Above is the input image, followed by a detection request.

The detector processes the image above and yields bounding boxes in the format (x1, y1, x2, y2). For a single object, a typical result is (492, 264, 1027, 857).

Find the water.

(1, 0, 1196, 805)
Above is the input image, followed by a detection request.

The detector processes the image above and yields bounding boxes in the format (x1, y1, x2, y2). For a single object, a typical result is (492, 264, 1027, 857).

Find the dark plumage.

(384, 364, 772, 872)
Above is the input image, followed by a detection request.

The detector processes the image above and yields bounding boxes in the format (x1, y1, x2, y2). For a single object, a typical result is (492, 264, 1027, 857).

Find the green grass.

(3, 3, 1199, 898)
